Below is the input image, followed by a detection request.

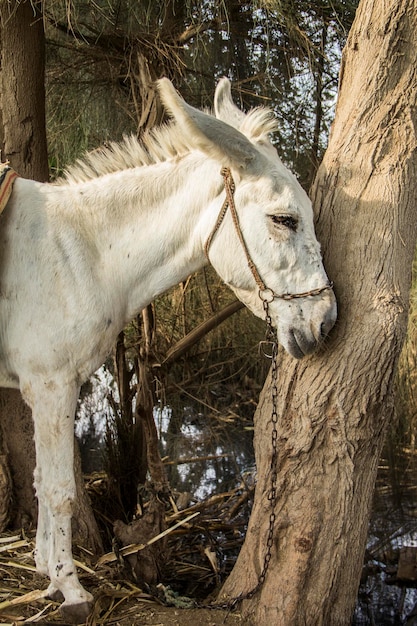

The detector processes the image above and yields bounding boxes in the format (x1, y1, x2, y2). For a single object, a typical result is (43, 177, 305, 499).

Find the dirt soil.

(0, 595, 242, 626)
(97, 603, 242, 626)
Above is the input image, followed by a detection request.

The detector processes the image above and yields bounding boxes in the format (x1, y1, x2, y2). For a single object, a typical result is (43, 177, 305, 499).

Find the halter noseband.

(204, 167, 333, 302)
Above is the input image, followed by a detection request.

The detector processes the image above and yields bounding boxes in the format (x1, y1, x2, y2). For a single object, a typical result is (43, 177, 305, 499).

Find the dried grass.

(0, 475, 253, 624)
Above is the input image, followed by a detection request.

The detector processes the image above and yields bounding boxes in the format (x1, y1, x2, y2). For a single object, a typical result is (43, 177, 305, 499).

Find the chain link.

(205, 297, 279, 612)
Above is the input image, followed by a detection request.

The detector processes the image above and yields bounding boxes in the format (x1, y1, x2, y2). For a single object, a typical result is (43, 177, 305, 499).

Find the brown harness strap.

(0, 163, 18, 215)
(205, 167, 333, 302)
(205, 167, 266, 290)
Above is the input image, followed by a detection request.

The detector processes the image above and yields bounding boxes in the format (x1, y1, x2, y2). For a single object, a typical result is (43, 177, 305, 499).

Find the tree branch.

(160, 300, 244, 368)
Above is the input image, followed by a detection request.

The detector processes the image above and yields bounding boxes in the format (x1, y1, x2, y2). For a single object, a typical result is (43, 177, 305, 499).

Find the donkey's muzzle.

(287, 297, 337, 359)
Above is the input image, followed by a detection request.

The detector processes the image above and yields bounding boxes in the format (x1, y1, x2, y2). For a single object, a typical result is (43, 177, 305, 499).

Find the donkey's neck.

(65, 156, 223, 322)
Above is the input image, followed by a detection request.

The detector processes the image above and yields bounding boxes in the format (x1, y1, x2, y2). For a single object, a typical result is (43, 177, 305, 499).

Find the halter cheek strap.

(204, 167, 333, 302)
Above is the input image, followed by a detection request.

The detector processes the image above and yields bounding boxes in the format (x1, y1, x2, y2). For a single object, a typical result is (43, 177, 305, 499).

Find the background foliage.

(45, 0, 356, 182)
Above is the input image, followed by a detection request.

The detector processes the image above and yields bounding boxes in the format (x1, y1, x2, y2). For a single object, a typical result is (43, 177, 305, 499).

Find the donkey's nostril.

(320, 309, 337, 339)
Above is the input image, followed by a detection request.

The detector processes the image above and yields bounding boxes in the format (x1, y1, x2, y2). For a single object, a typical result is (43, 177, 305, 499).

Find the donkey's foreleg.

(26, 380, 94, 624)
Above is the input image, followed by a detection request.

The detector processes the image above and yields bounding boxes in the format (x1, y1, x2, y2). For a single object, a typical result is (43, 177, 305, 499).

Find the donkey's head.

(157, 78, 337, 359)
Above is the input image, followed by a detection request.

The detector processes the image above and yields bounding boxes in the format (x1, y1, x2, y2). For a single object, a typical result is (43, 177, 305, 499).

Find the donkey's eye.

(270, 214, 298, 232)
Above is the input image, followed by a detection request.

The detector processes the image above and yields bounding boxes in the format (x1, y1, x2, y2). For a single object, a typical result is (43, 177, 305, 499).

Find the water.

(155, 403, 255, 501)
(353, 449, 417, 625)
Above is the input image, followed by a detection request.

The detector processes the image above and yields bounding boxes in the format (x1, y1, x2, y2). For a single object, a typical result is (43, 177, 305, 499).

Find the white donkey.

(0, 79, 336, 622)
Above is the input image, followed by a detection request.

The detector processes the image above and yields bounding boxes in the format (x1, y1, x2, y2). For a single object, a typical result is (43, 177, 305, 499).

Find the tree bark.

(220, 1, 417, 625)
(0, 1, 48, 181)
(0, 1, 102, 553)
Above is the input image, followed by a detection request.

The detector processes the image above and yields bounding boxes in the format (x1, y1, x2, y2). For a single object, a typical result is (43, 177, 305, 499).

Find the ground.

(89, 603, 242, 626)
(0, 472, 253, 625)
(0, 587, 242, 625)
(0, 573, 242, 625)
(0, 530, 243, 625)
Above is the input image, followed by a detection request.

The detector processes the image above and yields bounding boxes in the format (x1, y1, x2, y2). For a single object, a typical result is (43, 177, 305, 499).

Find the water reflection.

(353, 449, 417, 625)
(154, 404, 255, 501)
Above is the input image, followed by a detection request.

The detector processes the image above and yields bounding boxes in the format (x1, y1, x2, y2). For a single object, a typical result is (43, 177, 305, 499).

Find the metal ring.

(259, 288, 275, 303)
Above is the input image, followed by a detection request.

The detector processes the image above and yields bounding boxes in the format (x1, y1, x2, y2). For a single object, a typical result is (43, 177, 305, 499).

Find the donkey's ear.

(214, 78, 246, 130)
(157, 78, 264, 171)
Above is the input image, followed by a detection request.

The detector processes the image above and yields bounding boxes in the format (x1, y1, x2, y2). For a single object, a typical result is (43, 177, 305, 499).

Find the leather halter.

(204, 167, 333, 302)
(0, 163, 18, 215)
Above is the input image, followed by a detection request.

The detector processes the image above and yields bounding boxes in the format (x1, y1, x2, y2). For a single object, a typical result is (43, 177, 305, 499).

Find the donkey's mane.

(58, 107, 277, 185)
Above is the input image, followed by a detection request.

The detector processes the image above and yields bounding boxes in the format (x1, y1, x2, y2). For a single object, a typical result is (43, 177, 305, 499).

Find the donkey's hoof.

(46, 583, 64, 602)
(59, 599, 93, 624)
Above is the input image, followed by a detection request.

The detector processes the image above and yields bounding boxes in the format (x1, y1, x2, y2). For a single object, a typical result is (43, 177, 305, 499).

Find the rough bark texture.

(0, 392, 37, 528)
(221, 2, 417, 625)
(0, 1, 48, 180)
(0, 1, 102, 553)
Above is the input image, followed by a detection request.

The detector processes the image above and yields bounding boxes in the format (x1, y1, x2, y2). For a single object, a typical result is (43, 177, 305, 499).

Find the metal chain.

(205, 296, 279, 612)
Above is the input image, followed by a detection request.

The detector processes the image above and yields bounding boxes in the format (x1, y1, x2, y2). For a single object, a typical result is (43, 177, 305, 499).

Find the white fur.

(0, 79, 336, 621)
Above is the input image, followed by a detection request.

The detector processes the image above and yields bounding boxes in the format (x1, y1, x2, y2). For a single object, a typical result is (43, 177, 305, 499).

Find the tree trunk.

(0, 1, 48, 181)
(0, 1, 102, 553)
(220, 1, 417, 624)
